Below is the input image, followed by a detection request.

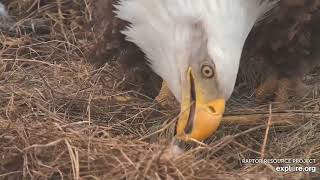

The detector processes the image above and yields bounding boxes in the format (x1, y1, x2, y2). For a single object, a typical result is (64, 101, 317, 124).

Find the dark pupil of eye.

(202, 65, 214, 78)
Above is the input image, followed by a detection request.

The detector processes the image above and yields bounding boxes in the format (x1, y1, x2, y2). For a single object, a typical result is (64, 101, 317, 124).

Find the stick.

(221, 111, 317, 126)
(261, 104, 272, 159)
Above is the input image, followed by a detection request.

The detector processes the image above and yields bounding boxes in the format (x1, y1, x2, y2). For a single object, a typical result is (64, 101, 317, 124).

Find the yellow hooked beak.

(176, 68, 225, 142)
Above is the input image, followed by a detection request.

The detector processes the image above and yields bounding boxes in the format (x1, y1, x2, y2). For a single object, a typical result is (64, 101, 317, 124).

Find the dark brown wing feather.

(239, 0, 320, 89)
(88, 0, 131, 66)
(87, 0, 161, 98)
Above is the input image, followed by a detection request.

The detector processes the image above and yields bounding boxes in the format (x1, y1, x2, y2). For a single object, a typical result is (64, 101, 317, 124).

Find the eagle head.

(116, 0, 276, 142)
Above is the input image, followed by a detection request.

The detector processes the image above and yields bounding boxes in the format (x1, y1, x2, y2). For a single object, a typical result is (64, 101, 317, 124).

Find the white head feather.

(0, 3, 8, 16)
(115, 0, 276, 102)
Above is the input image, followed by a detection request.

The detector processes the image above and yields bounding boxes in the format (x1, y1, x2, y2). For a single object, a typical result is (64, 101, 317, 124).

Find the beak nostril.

(209, 106, 216, 113)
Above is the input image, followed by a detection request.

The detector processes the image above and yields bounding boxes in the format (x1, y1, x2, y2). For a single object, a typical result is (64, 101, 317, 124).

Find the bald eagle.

(89, 0, 277, 142)
(90, 0, 320, 143)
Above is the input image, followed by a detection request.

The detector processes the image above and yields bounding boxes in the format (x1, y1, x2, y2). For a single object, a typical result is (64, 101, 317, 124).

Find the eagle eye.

(201, 64, 215, 79)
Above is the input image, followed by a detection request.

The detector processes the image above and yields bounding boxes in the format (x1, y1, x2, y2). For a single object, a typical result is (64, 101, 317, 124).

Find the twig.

(23, 138, 64, 151)
(2, 58, 70, 70)
(261, 104, 272, 159)
(225, 109, 320, 116)
(222, 111, 316, 126)
(139, 116, 177, 141)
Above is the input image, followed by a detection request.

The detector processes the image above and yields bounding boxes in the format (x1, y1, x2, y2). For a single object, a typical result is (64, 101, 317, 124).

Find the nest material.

(0, 0, 319, 179)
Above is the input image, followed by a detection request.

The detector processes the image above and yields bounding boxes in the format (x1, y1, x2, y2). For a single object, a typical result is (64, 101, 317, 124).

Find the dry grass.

(0, 0, 319, 179)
